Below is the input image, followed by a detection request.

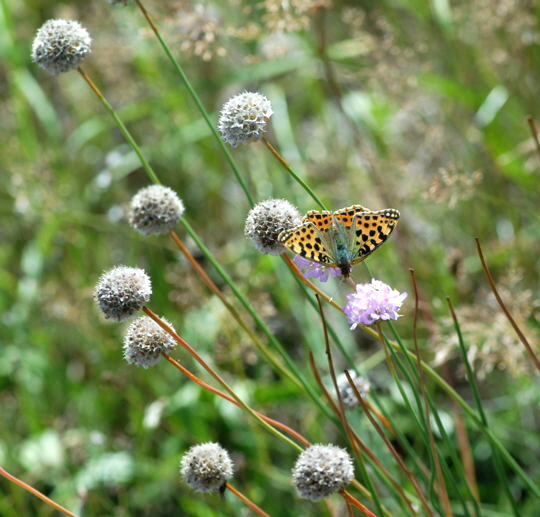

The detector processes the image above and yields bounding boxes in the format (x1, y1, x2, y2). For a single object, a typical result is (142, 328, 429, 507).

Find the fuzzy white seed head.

(94, 266, 151, 321)
(180, 443, 234, 493)
(244, 199, 301, 255)
(128, 185, 185, 236)
(292, 444, 354, 501)
(32, 19, 91, 75)
(337, 371, 371, 410)
(123, 316, 176, 368)
(218, 91, 273, 147)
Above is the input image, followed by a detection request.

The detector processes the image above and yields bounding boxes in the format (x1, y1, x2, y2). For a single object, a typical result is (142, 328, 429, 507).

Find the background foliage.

(1, 0, 539, 515)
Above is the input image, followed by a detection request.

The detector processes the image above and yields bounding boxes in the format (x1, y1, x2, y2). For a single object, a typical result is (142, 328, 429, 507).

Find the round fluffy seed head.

(218, 91, 273, 147)
(32, 19, 91, 75)
(128, 185, 185, 236)
(94, 266, 151, 321)
(292, 444, 354, 501)
(244, 199, 301, 255)
(337, 371, 371, 410)
(180, 443, 234, 493)
(123, 316, 176, 368)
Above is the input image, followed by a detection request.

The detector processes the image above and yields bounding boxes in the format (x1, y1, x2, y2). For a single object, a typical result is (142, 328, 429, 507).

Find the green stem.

(447, 298, 521, 516)
(180, 218, 336, 422)
(133, 0, 254, 207)
(262, 137, 326, 210)
(77, 67, 161, 185)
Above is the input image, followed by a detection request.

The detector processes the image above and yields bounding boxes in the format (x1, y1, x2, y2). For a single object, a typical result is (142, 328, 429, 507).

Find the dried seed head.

(218, 91, 273, 147)
(244, 199, 301, 255)
(32, 19, 91, 75)
(123, 316, 176, 368)
(337, 371, 371, 410)
(180, 443, 234, 493)
(128, 185, 185, 236)
(292, 444, 354, 501)
(94, 266, 151, 321)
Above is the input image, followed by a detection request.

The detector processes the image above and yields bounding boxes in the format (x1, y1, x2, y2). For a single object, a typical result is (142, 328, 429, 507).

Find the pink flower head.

(343, 279, 407, 328)
(294, 256, 342, 283)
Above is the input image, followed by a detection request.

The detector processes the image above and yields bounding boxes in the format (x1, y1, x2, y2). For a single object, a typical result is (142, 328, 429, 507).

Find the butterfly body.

(278, 204, 400, 277)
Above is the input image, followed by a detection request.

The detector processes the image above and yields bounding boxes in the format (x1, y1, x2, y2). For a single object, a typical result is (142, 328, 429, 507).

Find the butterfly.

(278, 204, 400, 277)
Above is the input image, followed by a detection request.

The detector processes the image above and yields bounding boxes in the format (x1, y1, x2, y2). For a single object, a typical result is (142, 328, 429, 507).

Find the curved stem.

(475, 238, 539, 371)
(0, 466, 77, 517)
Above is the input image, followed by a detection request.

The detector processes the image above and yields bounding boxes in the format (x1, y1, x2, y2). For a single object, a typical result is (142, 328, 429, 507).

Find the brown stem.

(444, 364, 479, 505)
(161, 352, 310, 447)
(169, 230, 297, 384)
(475, 238, 539, 371)
(527, 116, 540, 159)
(308, 353, 414, 515)
(263, 137, 293, 171)
(281, 254, 341, 310)
(340, 490, 380, 517)
(409, 269, 452, 517)
(77, 66, 103, 100)
(345, 370, 435, 517)
(225, 482, 270, 517)
(0, 466, 77, 517)
(142, 307, 302, 451)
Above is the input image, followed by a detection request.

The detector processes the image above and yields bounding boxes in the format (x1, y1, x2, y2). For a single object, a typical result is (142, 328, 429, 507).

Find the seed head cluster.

(32, 19, 91, 75)
(337, 371, 371, 410)
(292, 444, 354, 501)
(123, 316, 176, 368)
(218, 91, 273, 147)
(94, 266, 151, 321)
(244, 199, 301, 255)
(180, 443, 234, 493)
(128, 185, 185, 236)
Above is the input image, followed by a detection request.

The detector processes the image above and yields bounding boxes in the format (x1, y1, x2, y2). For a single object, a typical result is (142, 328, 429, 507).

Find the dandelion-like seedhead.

(31, 19, 91, 75)
(218, 91, 273, 147)
(244, 199, 301, 255)
(292, 444, 354, 501)
(94, 266, 151, 321)
(128, 185, 185, 236)
(123, 316, 176, 368)
(343, 279, 407, 328)
(294, 256, 342, 282)
(337, 371, 371, 410)
(180, 442, 234, 493)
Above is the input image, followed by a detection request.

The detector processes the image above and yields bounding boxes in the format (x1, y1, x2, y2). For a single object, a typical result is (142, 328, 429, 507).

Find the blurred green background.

(1, 0, 539, 515)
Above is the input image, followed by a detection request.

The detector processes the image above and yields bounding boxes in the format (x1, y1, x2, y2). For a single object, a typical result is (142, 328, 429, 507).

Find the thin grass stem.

(143, 306, 303, 452)
(224, 483, 270, 516)
(0, 466, 76, 517)
(446, 297, 521, 516)
(261, 137, 326, 210)
(133, 0, 254, 206)
(410, 269, 453, 517)
(475, 238, 539, 371)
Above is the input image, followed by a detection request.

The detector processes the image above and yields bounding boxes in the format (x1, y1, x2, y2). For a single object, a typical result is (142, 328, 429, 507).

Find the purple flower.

(294, 256, 342, 282)
(343, 279, 407, 328)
